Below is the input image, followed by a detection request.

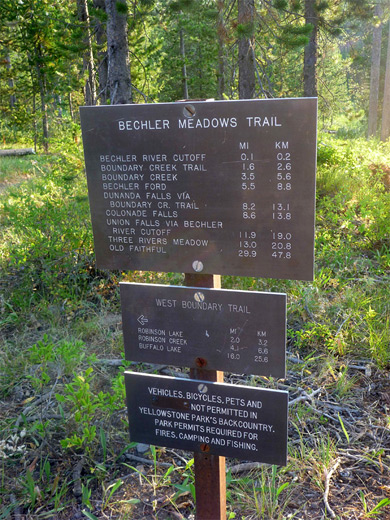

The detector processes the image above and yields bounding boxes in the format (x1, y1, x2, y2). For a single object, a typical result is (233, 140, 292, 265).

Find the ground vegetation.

(0, 0, 390, 518)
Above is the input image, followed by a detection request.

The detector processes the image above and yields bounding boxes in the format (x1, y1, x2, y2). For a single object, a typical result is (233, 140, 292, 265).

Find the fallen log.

(0, 148, 35, 157)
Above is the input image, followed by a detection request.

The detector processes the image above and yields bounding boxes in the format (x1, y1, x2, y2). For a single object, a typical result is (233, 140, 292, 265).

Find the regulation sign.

(121, 283, 286, 378)
(125, 372, 288, 465)
(80, 98, 317, 280)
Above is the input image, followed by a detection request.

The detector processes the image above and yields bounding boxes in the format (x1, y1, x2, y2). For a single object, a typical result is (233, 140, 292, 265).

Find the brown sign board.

(80, 98, 317, 280)
(125, 372, 288, 465)
(121, 283, 286, 378)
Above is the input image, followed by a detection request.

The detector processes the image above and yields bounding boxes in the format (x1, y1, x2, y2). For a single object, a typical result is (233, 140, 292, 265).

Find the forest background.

(0, 0, 390, 519)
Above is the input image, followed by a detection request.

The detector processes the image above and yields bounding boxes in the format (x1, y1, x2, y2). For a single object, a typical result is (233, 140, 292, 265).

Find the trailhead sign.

(80, 98, 317, 280)
(120, 283, 286, 378)
(125, 372, 288, 466)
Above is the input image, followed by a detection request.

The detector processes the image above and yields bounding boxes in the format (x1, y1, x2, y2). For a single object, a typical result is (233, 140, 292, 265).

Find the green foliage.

(124, 448, 178, 512)
(145, 0, 220, 102)
(19, 458, 68, 513)
(173, 457, 195, 502)
(56, 367, 122, 454)
(0, 147, 110, 329)
(27, 335, 86, 390)
(116, 1, 128, 14)
(279, 33, 309, 49)
(282, 23, 313, 37)
(236, 22, 255, 39)
(292, 322, 345, 355)
(360, 493, 390, 517)
(228, 465, 291, 519)
(273, 0, 288, 10)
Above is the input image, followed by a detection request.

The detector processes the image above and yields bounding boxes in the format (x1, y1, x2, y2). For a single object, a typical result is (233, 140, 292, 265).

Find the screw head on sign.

(200, 443, 210, 452)
(198, 383, 208, 394)
(192, 260, 204, 272)
(195, 357, 207, 368)
(183, 104, 196, 118)
(194, 291, 205, 303)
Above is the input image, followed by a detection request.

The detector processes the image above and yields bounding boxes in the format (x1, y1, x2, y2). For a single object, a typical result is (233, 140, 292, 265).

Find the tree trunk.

(32, 87, 38, 152)
(238, 0, 255, 99)
(105, 0, 132, 105)
(94, 0, 109, 104)
(217, 0, 226, 100)
(77, 0, 97, 105)
(368, 4, 383, 138)
(5, 54, 16, 108)
(180, 27, 189, 99)
(380, 19, 390, 141)
(36, 47, 49, 152)
(69, 92, 74, 121)
(53, 94, 63, 119)
(0, 148, 35, 157)
(303, 0, 318, 97)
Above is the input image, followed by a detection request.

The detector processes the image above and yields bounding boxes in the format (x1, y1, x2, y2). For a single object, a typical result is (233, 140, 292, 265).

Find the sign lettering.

(80, 98, 317, 280)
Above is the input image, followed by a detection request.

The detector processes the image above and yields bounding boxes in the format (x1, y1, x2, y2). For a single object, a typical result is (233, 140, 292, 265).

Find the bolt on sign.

(120, 283, 286, 378)
(80, 98, 317, 280)
(125, 372, 288, 466)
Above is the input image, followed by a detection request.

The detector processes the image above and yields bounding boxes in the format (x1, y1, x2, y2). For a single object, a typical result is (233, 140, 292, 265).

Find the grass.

(0, 128, 389, 518)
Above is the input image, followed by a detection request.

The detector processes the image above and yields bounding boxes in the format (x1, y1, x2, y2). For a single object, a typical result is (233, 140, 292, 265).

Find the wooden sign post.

(186, 272, 226, 519)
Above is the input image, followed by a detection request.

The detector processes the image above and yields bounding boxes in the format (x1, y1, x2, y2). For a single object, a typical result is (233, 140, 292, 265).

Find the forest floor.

(1, 309, 389, 520)
(1, 135, 390, 519)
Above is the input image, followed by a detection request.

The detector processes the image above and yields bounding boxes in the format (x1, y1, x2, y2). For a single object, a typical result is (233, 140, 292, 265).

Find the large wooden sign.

(121, 283, 286, 378)
(80, 98, 317, 280)
(125, 372, 288, 465)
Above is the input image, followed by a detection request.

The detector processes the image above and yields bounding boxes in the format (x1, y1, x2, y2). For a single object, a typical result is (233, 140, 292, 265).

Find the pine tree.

(77, 0, 97, 105)
(238, 0, 255, 99)
(105, 0, 132, 104)
(381, 19, 390, 140)
(368, 3, 383, 137)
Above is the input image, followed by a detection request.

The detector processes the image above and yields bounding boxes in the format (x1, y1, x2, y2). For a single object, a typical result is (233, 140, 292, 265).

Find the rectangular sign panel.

(80, 98, 317, 280)
(121, 283, 286, 378)
(125, 372, 288, 465)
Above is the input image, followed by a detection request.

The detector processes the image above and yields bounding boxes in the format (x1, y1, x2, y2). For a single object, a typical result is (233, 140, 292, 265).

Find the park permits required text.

(125, 372, 288, 466)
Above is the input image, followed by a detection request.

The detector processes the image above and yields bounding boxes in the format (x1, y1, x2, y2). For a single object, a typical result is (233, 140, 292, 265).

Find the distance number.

(240, 240, 257, 249)
(277, 172, 291, 181)
(241, 172, 255, 180)
(277, 152, 290, 161)
(272, 203, 292, 220)
(273, 212, 291, 220)
(255, 356, 268, 363)
(272, 242, 292, 250)
(238, 229, 258, 258)
(240, 231, 257, 239)
(272, 232, 292, 240)
(257, 347, 269, 354)
(273, 203, 290, 211)
(277, 182, 291, 191)
(277, 162, 291, 171)
(242, 162, 255, 171)
(242, 182, 256, 190)
(242, 202, 256, 220)
(238, 249, 257, 257)
(272, 251, 292, 259)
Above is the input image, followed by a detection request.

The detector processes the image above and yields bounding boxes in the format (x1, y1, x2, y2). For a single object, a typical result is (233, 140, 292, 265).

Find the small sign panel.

(125, 372, 288, 465)
(121, 283, 286, 378)
(80, 98, 317, 280)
